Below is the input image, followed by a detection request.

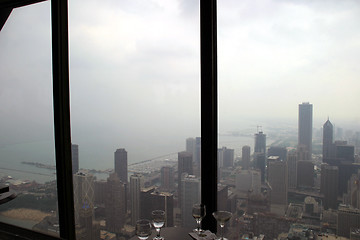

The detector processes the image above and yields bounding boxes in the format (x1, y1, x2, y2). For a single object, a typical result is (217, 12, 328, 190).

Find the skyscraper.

(267, 159, 288, 206)
(287, 151, 297, 189)
(140, 187, 174, 227)
(186, 137, 195, 155)
(254, 131, 266, 154)
(73, 172, 95, 225)
(218, 147, 234, 168)
(242, 145, 251, 170)
(298, 102, 313, 156)
(321, 164, 339, 210)
(181, 174, 200, 228)
(72, 144, 79, 174)
(177, 151, 193, 206)
(160, 166, 175, 191)
(105, 173, 126, 235)
(130, 174, 143, 226)
(323, 119, 333, 160)
(297, 160, 314, 188)
(114, 148, 128, 184)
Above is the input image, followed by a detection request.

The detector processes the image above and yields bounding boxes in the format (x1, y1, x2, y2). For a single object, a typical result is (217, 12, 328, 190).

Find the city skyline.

(1, 0, 360, 168)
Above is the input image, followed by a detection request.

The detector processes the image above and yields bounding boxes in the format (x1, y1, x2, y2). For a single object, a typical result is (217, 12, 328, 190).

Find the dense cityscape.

(1, 102, 360, 240)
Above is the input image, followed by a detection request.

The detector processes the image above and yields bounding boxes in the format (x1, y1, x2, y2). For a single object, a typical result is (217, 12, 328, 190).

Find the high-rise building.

(254, 152, 266, 182)
(114, 148, 128, 184)
(177, 151, 193, 207)
(94, 179, 107, 205)
(73, 172, 95, 225)
(298, 102, 313, 156)
(297, 160, 314, 188)
(287, 151, 297, 189)
(181, 174, 200, 228)
(105, 173, 126, 235)
(130, 174, 143, 226)
(160, 166, 175, 191)
(186, 137, 195, 155)
(218, 147, 234, 168)
(343, 169, 360, 209)
(140, 187, 174, 227)
(323, 119, 333, 160)
(235, 169, 261, 193)
(320, 164, 339, 210)
(254, 131, 266, 154)
(297, 144, 310, 161)
(72, 144, 79, 174)
(268, 147, 287, 161)
(267, 159, 288, 206)
(337, 205, 360, 238)
(194, 137, 201, 165)
(242, 145, 251, 170)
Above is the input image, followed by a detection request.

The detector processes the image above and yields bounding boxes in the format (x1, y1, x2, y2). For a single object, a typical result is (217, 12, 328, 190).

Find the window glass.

(68, 0, 200, 238)
(218, 1, 360, 239)
(0, 2, 59, 236)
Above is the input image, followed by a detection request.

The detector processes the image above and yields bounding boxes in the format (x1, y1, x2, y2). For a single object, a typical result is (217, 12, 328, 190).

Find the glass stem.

(156, 228, 160, 237)
(197, 219, 201, 232)
(221, 225, 224, 240)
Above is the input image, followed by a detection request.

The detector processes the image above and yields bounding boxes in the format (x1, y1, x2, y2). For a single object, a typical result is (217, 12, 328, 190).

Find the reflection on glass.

(0, 1, 58, 236)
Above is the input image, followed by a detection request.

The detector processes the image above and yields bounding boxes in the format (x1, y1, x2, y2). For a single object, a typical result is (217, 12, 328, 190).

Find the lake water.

(0, 134, 270, 184)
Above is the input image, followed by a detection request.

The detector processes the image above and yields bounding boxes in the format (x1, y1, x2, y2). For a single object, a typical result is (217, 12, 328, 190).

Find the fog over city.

(1, 0, 360, 168)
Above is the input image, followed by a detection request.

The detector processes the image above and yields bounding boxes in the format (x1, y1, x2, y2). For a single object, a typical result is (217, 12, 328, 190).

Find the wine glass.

(192, 203, 206, 235)
(152, 210, 165, 240)
(136, 219, 152, 240)
(212, 211, 232, 240)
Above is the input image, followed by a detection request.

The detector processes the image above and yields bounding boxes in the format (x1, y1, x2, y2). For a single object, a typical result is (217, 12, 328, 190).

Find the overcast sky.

(1, 0, 360, 167)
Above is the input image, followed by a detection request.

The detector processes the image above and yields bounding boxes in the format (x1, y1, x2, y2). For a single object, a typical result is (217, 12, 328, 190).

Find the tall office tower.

(194, 137, 201, 165)
(298, 102, 313, 156)
(72, 144, 79, 174)
(323, 119, 334, 160)
(160, 166, 175, 191)
(297, 160, 314, 188)
(297, 144, 310, 161)
(320, 164, 339, 210)
(337, 205, 360, 238)
(254, 131, 266, 154)
(105, 173, 126, 234)
(114, 148, 128, 184)
(218, 184, 229, 211)
(343, 170, 360, 209)
(181, 174, 200, 228)
(267, 159, 288, 206)
(268, 147, 287, 161)
(94, 179, 107, 205)
(218, 147, 234, 168)
(336, 143, 355, 163)
(254, 152, 266, 182)
(130, 174, 143, 226)
(242, 145, 251, 170)
(186, 137, 195, 155)
(177, 151, 193, 207)
(235, 169, 261, 193)
(338, 162, 360, 197)
(140, 187, 174, 227)
(73, 172, 95, 225)
(287, 151, 297, 189)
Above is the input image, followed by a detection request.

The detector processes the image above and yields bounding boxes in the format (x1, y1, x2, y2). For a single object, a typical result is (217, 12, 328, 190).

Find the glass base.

(193, 228, 206, 237)
(153, 237, 164, 240)
(215, 238, 228, 240)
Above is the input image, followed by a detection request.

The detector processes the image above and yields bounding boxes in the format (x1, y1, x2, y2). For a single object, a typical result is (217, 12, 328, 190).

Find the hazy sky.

(1, 0, 360, 167)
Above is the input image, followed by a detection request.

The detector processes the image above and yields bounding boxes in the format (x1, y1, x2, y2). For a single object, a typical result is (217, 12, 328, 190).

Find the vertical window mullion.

(51, 0, 75, 239)
(200, 0, 218, 233)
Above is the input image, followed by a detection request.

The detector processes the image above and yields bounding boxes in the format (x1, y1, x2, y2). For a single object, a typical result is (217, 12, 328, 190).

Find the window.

(0, 1, 60, 237)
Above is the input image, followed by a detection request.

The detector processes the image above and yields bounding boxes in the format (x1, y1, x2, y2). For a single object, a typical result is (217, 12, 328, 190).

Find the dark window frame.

(0, 0, 218, 238)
